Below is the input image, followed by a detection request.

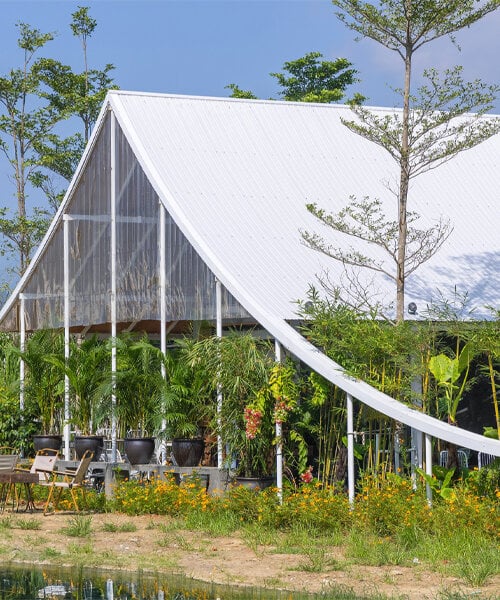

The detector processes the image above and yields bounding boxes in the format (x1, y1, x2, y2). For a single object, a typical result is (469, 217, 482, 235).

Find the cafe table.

(0, 471, 40, 512)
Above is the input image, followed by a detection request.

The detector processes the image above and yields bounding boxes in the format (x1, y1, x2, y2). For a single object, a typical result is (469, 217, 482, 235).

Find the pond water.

(0, 566, 305, 600)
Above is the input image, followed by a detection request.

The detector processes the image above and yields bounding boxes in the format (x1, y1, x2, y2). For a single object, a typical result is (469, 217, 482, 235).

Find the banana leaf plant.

(428, 341, 474, 425)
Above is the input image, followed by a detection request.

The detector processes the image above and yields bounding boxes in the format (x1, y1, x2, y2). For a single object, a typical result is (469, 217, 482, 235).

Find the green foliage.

(428, 342, 474, 423)
(101, 333, 164, 437)
(186, 332, 274, 477)
(270, 52, 359, 103)
(154, 339, 212, 439)
(45, 335, 109, 434)
(15, 518, 41, 530)
(20, 329, 65, 434)
(62, 514, 93, 537)
(224, 83, 257, 99)
(102, 521, 137, 533)
(0, 7, 117, 277)
(0, 334, 38, 450)
(416, 466, 456, 500)
(227, 51, 358, 103)
(0, 23, 61, 274)
(467, 459, 500, 499)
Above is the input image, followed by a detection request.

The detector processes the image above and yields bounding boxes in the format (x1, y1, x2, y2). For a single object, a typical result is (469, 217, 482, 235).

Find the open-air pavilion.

(0, 91, 498, 498)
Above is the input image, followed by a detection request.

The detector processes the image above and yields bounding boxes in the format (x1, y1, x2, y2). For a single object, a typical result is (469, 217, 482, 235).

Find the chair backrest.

(457, 449, 468, 468)
(72, 450, 93, 484)
(31, 449, 58, 480)
(478, 452, 495, 469)
(0, 454, 18, 472)
(439, 449, 468, 468)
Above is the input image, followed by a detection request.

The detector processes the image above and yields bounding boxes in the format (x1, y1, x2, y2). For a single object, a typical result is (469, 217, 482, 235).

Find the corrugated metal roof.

(110, 91, 500, 321)
(1, 90, 498, 454)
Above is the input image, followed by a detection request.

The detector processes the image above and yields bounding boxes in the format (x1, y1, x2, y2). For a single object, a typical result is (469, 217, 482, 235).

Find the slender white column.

(215, 278, 223, 468)
(63, 216, 71, 460)
(274, 339, 283, 503)
(159, 202, 167, 464)
(19, 294, 25, 412)
(425, 433, 433, 505)
(347, 393, 355, 505)
(110, 112, 118, 463)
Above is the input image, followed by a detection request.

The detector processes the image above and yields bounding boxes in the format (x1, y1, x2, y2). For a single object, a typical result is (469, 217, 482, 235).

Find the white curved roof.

(1, 90, 498, 455)
(110, 91, 500, 319)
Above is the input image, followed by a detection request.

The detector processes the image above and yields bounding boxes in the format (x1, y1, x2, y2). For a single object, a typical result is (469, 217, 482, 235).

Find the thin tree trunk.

(396, 29, 413, 323)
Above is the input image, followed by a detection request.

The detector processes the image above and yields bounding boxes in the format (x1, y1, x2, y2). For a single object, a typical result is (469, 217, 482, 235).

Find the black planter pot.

(74, 435, 104, 460)
(234, 476, 275, 491)
(33, 434, 62, 453)
(171, 438, 204, 467)
(124, 437, 155, 465)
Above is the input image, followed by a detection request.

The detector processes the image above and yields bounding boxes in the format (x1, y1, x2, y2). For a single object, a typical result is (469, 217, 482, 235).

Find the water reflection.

(0, 566, 296, 600)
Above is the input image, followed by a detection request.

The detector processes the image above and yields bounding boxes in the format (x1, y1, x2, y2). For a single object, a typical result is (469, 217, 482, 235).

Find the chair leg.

(70, 488, 79, 512)
(53, 487, 64, 512)
(44, 485, 55, 515)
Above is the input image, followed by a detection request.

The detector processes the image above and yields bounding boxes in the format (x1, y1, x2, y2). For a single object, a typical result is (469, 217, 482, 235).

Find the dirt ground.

(2, 512, 499, 600)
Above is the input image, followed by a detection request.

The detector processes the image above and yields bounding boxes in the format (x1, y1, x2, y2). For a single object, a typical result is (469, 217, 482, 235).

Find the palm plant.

(104, 333, 163, 438)
(20, 330, 65, 434)
(45, 335, 109, 434)
(155, 339, 211, 440)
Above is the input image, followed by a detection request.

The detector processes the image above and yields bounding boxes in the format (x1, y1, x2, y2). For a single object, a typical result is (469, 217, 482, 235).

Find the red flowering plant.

(242, 362, 299, 476)
(300, 465, 314, 484)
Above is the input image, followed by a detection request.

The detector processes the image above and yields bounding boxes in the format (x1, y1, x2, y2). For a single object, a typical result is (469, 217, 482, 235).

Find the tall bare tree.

(303, 0, 500, 322)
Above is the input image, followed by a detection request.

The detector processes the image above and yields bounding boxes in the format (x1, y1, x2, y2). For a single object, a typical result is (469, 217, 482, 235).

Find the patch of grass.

(240, 522, 277, 553)
(102, 521, 137, 532)
(67, 541, 94, 557)
(62, 514, 93, 537)
(345, 528, 409, 566)
(184, 508, 240, 535)
(16, 517, 41, 530)
(156, 532, 194, 551)
(157, 518, 185, 533)
(41, 547, 62, 559)
(0, 515, 13, 529)
(297, 546, 329, 572)
(449, 537, 500, 586)
(22, 534, 47, 549)
(437, 592, 499, 600)
(314, 583, 399, 599)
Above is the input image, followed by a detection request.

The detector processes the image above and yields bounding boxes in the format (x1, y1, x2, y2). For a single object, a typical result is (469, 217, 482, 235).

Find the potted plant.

(20, 330, 65, 452)
(186, 332, 277, 481)
(46, 335, 109, 459)
(108, 334, 163, 465)
(156, 340, 211, 467)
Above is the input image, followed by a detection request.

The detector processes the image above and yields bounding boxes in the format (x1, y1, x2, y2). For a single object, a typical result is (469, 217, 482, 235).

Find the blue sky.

(0, 0, 499, 286)
(1, 0, 499, 109)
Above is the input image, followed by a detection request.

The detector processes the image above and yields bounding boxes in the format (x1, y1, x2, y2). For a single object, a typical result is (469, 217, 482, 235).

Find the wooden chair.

(17, 448, 59, 482)
(43, 449, 93, 515)
(0, 450, 19, 510)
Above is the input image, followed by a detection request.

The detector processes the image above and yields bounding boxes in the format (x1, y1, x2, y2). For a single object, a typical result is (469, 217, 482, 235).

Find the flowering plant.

(300, 465, 314, 483)
(245, 363, 298, 439)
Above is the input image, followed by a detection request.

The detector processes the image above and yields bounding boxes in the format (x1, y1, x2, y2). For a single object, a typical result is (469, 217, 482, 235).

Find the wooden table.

(0, 471, 40, 512)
